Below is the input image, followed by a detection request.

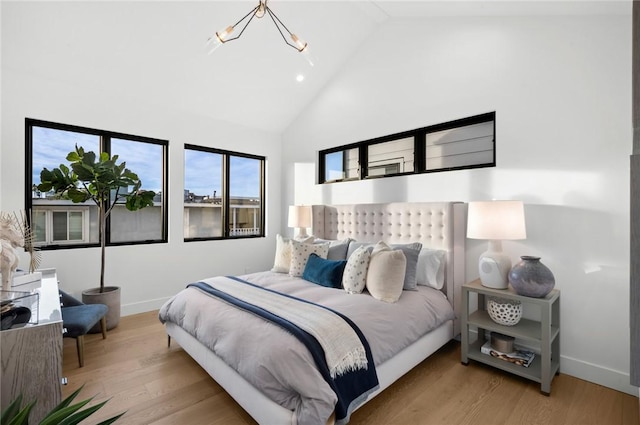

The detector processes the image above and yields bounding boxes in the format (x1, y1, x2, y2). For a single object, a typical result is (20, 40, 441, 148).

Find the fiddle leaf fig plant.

(37, 145, 156, 293)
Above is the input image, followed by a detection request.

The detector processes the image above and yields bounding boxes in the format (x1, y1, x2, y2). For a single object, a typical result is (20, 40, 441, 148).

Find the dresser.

(1, 269, 63, 422)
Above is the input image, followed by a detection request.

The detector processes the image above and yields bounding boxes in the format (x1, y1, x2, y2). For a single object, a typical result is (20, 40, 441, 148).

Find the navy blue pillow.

(302, 253, 347, 289)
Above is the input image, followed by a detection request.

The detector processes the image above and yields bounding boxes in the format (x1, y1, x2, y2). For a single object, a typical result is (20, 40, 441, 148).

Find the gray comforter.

(158, 271, 454, 425)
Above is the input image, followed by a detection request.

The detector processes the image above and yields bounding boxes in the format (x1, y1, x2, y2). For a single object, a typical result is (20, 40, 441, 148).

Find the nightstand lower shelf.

(465, 339, 560, 391)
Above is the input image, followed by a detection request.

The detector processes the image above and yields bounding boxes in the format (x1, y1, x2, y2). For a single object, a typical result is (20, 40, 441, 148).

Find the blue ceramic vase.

(508, 256, 555, 298)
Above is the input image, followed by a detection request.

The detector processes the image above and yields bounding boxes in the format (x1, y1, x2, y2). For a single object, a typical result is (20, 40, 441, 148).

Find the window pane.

(109, 138, 164, 243)
(324, 149, 358, 182)
(425, 121, 494, 170)
(229, 156, 262, 237)
(184, 149, 223, 238)
(33, 211, 46, 243)
(366, 137, 414, 177)
(52, 211, 68, 241)
(32, 126, 100, 246)
(68, 211, 83, 240)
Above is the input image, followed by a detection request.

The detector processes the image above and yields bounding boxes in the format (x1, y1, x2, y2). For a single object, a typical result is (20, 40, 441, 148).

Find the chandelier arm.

(265, 6, 301, 51)
(220, 5, 260, 43)
(231, 5, 260, 28)
(265, 4, 295, 36)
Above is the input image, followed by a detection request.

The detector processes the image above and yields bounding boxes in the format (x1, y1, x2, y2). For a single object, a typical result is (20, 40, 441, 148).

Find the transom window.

(184, 144, 265, 241)
(318, 112, 495, 183)
(26, 118, 169, 250)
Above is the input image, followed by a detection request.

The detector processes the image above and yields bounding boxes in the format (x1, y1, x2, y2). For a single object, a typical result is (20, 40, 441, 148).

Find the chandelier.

(206, 0, 313, 66)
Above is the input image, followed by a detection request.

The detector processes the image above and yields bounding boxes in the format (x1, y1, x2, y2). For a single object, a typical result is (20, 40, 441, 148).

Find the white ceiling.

(3, 1, 631, 133)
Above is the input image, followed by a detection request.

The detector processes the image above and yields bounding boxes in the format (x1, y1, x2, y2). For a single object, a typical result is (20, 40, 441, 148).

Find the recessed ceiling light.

(296, 74, 305, 82)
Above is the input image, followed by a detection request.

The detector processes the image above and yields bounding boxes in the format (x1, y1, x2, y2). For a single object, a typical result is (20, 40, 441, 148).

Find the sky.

(32, 126, 261, 198)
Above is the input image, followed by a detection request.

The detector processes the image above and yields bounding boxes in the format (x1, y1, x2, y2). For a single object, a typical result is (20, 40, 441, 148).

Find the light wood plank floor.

(62, 311, 639, 425)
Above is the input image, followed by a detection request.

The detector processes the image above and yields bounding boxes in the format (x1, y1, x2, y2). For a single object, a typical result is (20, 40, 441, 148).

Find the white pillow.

(342, 245, 371, 294)
(289, 239, 330, 277)
(366, 241, 406, 303)
(272, 234, 313, 273)
(416, 249, 446, 289)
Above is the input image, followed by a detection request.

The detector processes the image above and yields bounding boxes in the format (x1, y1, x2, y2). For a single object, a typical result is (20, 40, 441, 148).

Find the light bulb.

(290, 33, 307, 52)
(216, 26, 234, 43)
(206, 26, 234, 55)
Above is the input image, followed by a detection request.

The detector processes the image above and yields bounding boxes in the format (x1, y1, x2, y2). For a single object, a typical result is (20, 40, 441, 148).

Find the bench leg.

(100, 316, 107, 339)
(76, 335, 85, 368)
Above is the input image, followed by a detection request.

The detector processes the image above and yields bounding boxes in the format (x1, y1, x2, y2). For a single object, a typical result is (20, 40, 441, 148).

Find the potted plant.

(37, 145, 155, 330)
(2, 385, 125, 424)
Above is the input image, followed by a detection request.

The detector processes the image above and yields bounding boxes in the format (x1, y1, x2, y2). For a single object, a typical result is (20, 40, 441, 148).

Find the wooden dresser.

(1, 269, 63, 422)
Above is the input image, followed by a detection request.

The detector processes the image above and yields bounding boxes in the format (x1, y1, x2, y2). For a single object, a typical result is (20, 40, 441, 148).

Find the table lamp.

(467, 200, 526, 289)
(288, 205, 312, 239)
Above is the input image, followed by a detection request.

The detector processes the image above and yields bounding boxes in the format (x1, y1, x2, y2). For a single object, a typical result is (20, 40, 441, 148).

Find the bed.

(160, 202, 467, 425)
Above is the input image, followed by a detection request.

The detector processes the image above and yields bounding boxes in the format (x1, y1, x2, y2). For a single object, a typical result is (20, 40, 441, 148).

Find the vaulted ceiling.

(3, 1, 630, 133)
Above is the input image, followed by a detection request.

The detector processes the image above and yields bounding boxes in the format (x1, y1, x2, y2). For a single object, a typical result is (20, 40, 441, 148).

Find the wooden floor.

(62, 311, 640, 425)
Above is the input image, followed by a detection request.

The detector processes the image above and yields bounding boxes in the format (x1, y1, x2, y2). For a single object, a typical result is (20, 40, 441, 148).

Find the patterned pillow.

(289, 239, 330, 277)
(342, 245, 371, 294)
(346, 241, 421, 290)
(366, 241, 406, 303)
(272, 234, 313, 273)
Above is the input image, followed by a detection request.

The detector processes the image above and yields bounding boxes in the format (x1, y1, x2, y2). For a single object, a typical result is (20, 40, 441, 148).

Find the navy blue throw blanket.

(188, 277, 379, 424)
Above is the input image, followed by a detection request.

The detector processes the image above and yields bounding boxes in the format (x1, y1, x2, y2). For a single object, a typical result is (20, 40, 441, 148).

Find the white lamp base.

(293, 227, 312, 241)
(478, 243, 512, 289)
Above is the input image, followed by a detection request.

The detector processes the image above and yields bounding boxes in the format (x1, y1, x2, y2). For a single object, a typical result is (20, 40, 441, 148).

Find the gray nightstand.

(461, 279, 560, 395)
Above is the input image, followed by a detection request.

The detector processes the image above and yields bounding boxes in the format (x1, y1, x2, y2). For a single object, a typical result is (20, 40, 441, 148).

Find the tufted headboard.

(310, 202, 467, 336)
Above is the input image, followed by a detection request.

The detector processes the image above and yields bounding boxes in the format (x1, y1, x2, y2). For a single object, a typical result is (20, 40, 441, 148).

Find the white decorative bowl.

(487, 297, 522, 326)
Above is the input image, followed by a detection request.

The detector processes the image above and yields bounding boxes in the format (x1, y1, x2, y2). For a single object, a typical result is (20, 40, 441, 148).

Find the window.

(323, 148, 359, 182)
(425, 120, 494, 170)
(184, 144, 265, 241)
(366, 136, 414, 178)
(109, 138, 165, 243)
(318, 112, 495, 183)
(32, 208, 90, 244)
(26, 119, 168, 249)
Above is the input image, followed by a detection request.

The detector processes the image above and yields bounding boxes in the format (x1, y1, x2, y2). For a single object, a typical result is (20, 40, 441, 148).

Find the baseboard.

(467, 329, 638, 397)
(121, 296, 172, 317)
(560, 354, 638, 397)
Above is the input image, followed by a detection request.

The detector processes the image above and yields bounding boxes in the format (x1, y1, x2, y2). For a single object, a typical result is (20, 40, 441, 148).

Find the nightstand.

(461, 279, 560, 395)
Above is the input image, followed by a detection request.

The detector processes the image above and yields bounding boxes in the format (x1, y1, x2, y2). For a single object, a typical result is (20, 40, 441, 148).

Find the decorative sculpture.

(0, 212, 39, 292)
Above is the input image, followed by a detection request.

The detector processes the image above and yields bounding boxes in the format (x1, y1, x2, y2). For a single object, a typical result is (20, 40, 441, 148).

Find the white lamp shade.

(467, 200, 526, 289)
(467, 200, 526, 240)
(288, 205, 312, 229)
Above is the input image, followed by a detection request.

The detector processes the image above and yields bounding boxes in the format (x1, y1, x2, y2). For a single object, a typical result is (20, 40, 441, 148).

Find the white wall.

(282, 15, 635, 395)
(1, 4, 282, 314)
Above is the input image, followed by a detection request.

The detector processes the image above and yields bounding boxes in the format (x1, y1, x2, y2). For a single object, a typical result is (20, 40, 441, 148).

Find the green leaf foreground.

(1, 385, 125, 425)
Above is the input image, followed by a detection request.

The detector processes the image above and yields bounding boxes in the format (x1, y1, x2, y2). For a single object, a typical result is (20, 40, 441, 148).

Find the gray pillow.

(346, 241, 422, 290)
(314, 238, 352, 261)
(392, 243, 422, 291)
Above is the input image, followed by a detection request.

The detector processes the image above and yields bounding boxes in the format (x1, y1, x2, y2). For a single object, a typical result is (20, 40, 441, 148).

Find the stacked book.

(481, 340, 536, 367)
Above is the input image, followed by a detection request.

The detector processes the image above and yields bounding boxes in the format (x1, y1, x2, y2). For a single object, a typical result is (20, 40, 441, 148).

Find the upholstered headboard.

(311, 202, 467, 336)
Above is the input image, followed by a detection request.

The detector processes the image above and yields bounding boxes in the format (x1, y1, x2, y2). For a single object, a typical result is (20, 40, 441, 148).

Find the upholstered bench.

(59, 290, 108, 367)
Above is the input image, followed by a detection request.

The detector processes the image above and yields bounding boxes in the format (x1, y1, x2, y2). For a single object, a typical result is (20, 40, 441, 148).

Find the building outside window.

(26, 119, 168, 249)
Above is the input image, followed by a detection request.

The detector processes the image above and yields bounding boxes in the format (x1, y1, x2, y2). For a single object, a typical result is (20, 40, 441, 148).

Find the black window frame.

(318, 112, 496, 184)
(183, 144, 266, 242)
(25, 118, 169, 250)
